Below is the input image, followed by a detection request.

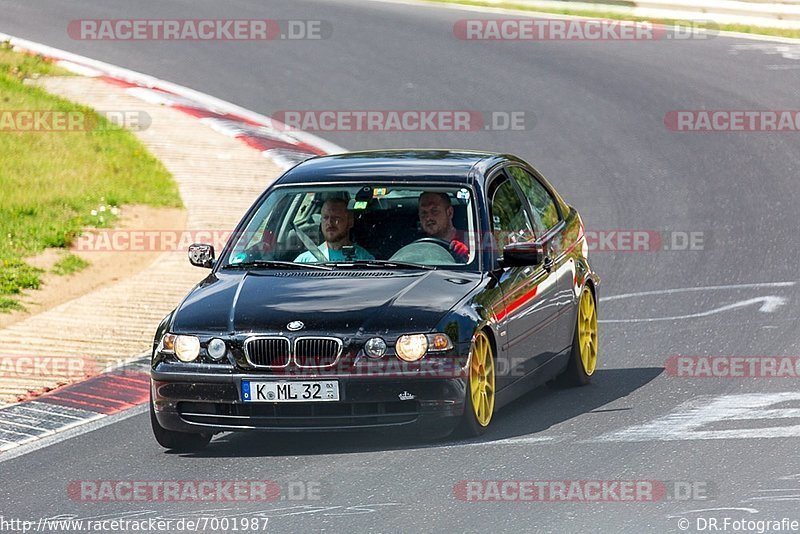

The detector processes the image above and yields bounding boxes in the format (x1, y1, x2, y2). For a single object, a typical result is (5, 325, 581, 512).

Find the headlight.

(364, 337, 387, 358)
(207, 338, 227, 360)
(396, 334, 428, 362)
(174, 335, 200, 362)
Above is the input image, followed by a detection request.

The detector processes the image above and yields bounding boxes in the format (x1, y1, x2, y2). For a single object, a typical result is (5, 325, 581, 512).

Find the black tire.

(150, 394, 211, 452)
(557, 287, 597, 387)
(454, 330, 495, 438)
(455, 383, 488, 438)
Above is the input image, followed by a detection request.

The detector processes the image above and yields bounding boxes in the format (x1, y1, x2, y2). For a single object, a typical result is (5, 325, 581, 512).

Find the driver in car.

(418, 192, 470, 262)
(294, 198, 374, 262)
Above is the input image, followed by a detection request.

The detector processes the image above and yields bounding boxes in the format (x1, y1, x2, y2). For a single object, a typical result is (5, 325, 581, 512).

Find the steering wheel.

(240, 245, 276, 262)
(409, 237, 451, 249)
(392, 236, 460, 264)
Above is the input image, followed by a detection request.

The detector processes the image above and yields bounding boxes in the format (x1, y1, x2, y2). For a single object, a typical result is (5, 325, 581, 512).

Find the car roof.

(275, 149, 513, 186)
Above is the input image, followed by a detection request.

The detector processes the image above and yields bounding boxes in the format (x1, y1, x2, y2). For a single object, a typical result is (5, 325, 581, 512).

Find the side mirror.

(188, 243, 215, 268)
(500, 242, 544, 267)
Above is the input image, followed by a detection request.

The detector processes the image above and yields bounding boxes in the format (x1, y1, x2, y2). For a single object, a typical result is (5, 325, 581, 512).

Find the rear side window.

(508, 166, 560, 234)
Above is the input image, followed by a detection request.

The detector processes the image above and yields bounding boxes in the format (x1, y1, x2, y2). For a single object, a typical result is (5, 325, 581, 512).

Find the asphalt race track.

(2, 0, 800, 531)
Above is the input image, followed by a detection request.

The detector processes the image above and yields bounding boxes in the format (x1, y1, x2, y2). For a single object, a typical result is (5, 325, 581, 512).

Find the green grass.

(0, 260, 42, 293)
(0, 41, 73, 79)
(0, 43, 182, 310)
(0, 296, 23, 312)
(427, 0, 800, 39)
(51, 253, 90, 276)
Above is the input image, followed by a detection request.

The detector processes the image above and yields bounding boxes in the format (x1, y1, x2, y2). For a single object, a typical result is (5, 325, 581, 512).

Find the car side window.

(292, 193, 316, 225)
(508, 166, 560, 234)
(489, 178, 535, 251)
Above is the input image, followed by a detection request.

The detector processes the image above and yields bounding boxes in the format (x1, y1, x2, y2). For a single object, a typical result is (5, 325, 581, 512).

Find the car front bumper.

(151, 364, 467, 436)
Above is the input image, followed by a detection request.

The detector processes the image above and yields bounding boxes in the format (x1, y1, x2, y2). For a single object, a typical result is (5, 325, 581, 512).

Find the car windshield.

(223, 184, 479, 270)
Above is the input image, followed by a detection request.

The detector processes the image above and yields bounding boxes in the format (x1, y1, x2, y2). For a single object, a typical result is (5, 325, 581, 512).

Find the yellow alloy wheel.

(578, 287, 598, 376)
(469, 331, 495, 427)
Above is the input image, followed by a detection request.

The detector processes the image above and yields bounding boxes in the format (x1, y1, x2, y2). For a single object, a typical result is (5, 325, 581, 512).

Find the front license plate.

(242, 380, 340, 402)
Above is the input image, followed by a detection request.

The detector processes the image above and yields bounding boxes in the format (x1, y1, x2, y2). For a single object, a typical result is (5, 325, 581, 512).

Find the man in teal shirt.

(294, 198, 374, 263)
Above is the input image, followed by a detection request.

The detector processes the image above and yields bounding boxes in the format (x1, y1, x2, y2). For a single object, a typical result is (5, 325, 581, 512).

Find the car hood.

(172, 269, 482, 335)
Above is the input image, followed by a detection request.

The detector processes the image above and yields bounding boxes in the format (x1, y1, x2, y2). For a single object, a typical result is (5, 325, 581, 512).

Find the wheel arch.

(583, 277, 597, 302)
(480, 325, 499, 362)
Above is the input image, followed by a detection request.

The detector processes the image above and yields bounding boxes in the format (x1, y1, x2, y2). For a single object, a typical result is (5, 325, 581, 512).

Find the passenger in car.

(294, 198, 374, 262)
(418, 192, 470, 262)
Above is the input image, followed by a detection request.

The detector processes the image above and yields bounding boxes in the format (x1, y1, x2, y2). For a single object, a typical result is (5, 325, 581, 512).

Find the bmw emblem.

(287, 321, 304, 331)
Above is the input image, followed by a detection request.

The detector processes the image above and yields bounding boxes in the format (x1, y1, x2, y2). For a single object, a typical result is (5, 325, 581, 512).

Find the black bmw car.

(150, 150, 599, 451)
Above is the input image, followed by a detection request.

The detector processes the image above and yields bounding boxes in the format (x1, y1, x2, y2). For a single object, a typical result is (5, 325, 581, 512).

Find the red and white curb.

(0, 32, 345, 170)
(0, 357, 150, 453)
(0, 32, 344, 453)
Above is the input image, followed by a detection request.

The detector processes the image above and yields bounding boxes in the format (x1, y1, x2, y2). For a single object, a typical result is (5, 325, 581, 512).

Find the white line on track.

(0, 401, 106, 452)
(451, 435, 559, 447)
(599, 296, 786, 323)
(591, 392, 800, 442)
(667, 507, 759, 518)
(0, 404, 146, 463)
(601, 281, 796, 302)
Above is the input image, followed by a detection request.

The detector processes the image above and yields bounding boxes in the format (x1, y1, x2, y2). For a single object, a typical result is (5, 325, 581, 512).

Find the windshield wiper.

(223, 260, 333, 271)
(322, 259, 436, 270)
